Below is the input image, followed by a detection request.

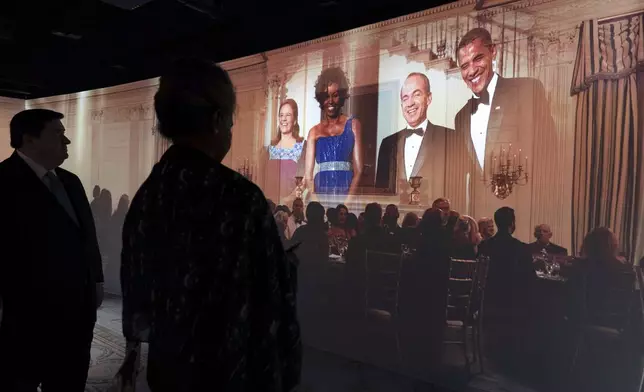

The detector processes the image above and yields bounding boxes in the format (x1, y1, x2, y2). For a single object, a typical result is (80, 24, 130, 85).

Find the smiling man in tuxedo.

(376, 72, 452, 202)
(452, 28, 556, 217)
(0, 109, 104, 391)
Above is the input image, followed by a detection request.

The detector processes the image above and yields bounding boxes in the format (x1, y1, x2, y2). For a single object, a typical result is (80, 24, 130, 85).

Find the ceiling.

(0, 0, 454, 99)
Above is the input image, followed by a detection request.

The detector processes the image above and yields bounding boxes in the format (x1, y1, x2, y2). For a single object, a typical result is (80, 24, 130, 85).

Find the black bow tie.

(405, 127, 424, 138)
(474, 89, 490, 106)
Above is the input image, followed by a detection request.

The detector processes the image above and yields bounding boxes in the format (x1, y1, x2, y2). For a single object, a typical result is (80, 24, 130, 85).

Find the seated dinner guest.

(285, 197, 306, 240)
(450, 215, 482, 259)
(382, 204, 400, 235)
(328, 204, 352, 238)
(478, 217, 495, 240)
(274, 210, 290, 244)
(566, 227, 642, 392)
(120, 58, 300, 392)
(303, 67, 363, 196)
(528, 224, 568, 255)
(432, 197, 451, 226)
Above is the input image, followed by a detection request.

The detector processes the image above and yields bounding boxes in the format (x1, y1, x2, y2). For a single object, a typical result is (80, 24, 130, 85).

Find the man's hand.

(96, 283, 104, 309)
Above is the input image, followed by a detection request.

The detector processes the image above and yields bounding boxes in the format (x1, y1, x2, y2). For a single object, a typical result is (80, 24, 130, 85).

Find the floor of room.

(87, 295, 537, 392)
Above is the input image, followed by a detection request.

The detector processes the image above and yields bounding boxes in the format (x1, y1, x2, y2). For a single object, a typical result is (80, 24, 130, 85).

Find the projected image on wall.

(20, 0, 643, 390)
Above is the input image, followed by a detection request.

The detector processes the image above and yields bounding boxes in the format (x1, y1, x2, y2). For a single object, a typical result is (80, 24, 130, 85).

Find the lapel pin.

(495, 106, 501, 110)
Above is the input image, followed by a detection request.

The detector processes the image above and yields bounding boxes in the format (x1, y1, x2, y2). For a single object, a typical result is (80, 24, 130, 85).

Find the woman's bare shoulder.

(308, 124, 322, 140)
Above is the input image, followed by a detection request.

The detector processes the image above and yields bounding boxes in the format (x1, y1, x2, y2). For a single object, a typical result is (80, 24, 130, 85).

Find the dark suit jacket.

(375, 121, 454, 205)
(0, 152, 103, 334)
(528, 241, 568, 256)
(448, 76, 556, 214)
(478, 232, 536, 325)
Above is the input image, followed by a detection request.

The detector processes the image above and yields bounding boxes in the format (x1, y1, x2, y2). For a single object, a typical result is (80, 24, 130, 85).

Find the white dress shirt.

(16, 149, 56, 184)
(404, 118, 429, 181)
(470, 73, 499, 170)
(285, 215, 306, 240)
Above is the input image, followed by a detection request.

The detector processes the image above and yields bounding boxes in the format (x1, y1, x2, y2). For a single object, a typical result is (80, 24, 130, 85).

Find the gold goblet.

(409, 176, 422, 205)
(294, 176, 304, 199)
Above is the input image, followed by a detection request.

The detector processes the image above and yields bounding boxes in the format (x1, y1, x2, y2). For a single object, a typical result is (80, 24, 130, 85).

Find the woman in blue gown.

(303, 67, 363, 196)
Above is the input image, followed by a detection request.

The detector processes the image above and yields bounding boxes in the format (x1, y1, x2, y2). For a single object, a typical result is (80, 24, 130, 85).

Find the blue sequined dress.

(314, 117, 355, 194)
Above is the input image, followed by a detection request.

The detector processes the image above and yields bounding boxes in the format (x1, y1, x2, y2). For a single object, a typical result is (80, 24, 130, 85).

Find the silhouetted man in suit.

(450, 28, 556, 216)
(528, 224, 568, 255)
(376, 73, 453, 204)
(0, 109, 104, 392)
(478, 207, 536, 379)
(478, 207, 535, 317)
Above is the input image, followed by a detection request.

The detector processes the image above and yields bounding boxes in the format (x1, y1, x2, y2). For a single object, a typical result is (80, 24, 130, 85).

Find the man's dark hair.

(418, 208, 442, 236)
(432, 197, 450, 208)
(10, 109, 64, 149)
(405, 72, 431, 94)
(364, 202, 382, 229)
(384, 204, 399, 217)
(456, 28, 494, 62)
(154, 58, 236, 140)
(494, 207, 515, 232)
(336, 204, 348, 214)
(314, 67, 350, 108)
(306, 202, 325, 225)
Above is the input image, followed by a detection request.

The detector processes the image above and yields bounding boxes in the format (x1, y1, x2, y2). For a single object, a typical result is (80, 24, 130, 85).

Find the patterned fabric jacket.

(121, 144, 301, 391)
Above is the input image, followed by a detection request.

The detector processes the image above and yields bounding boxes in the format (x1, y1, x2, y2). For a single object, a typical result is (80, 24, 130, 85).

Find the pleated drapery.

(570, 14, 644, 260)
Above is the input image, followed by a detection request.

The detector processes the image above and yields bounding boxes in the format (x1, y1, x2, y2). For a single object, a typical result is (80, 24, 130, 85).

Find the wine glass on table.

(401, 243, 411, 256)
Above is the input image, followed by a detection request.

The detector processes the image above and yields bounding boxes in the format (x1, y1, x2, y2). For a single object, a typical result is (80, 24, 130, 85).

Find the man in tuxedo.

(375, 73, 453, 203)
(285, 197, 306, 240)
(528, 224, 568, 255)
(451, 28, 556, 216)
(0, 109, 104, 391)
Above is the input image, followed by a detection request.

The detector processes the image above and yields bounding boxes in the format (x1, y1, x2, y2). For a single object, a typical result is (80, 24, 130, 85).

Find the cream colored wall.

(0, 97, 25, 160)
(26, 80, 159, 205)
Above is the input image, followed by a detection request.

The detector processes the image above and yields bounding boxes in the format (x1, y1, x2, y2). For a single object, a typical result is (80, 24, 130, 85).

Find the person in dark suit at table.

(0, 109, 104, 391)
(528, 224, 568, 255)
(478, 207, 537, 382)
(449, 27, 556, 216)
(375, 73, 454, 203)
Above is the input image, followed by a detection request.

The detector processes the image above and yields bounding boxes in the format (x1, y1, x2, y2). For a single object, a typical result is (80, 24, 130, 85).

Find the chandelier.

(486, 144, 528, 199)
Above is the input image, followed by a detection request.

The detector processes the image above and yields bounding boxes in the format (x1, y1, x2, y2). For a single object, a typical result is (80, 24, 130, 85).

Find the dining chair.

(444, 257, 481, 377)
(363, 249, 404, 367)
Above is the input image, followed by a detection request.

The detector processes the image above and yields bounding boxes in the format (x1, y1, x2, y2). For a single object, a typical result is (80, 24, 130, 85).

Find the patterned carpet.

(86, 324, 149, 392)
